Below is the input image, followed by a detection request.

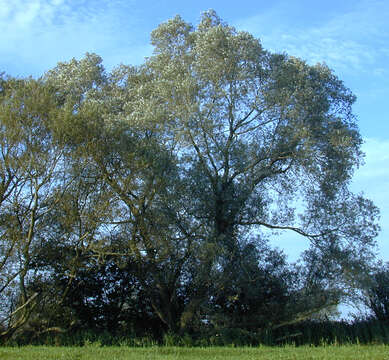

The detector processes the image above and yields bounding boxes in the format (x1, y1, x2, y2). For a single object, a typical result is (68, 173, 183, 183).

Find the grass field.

(0, 345, 388, 360)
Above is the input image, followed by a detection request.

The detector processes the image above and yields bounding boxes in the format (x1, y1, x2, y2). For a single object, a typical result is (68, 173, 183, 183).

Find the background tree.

(0, 76, 74, 338)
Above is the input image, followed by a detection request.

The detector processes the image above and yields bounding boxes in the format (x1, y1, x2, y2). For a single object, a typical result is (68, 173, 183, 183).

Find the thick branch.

(238, 220, 335, 239)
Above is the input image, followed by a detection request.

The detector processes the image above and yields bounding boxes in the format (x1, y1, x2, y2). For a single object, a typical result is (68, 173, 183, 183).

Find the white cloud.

(0, 0, 147, 76)
(0, 0, 65, 28)
(235, 0, 389, 75)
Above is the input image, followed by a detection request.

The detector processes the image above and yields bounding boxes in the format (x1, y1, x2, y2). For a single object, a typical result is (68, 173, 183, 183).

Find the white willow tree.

(136, 10, 379, 308)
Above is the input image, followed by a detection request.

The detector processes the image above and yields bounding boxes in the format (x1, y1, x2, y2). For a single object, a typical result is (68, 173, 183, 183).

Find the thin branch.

(0, 292, 38, 326)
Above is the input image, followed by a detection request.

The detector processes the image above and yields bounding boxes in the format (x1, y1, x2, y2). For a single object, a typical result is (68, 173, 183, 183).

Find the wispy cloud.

(0, 0, 151, 76)
(235, 0, 389, 75)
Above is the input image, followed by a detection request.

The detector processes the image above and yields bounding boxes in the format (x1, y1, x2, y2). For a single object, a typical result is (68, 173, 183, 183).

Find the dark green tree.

(363, 263, 389, 322)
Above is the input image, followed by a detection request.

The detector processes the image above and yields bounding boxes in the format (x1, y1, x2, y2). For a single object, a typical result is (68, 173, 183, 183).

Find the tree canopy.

(0, 11, 380, 341)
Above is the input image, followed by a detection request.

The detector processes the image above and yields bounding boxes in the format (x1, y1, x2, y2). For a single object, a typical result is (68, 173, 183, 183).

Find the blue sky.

(1, 0, 388, 263)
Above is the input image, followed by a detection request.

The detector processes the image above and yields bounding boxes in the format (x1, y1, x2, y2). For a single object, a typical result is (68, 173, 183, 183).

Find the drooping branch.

(238, 220, 340, 239)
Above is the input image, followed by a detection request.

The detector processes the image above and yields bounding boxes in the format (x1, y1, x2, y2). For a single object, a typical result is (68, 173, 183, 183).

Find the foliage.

(0, 11, 381, 342)
(0, 76, 75, 338)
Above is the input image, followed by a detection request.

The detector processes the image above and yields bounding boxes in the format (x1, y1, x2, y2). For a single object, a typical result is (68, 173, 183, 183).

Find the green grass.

(0, 345, 388, 360)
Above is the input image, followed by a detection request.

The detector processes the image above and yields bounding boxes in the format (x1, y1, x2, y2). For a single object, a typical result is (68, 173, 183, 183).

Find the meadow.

(0, 345, 388, 360)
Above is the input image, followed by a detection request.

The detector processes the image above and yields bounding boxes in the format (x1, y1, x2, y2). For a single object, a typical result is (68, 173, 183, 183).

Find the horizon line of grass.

(1, 345, 389, 360)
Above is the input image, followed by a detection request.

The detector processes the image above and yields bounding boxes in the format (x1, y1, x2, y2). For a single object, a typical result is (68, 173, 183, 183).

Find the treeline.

(0, 11, 383, 344)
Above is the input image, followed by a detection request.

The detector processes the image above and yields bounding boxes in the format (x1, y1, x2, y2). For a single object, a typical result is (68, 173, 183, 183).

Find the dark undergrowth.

(2, 319, 389, 347)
